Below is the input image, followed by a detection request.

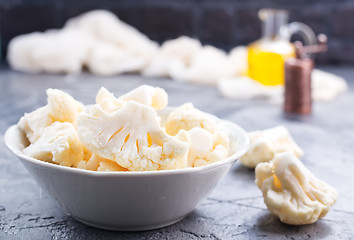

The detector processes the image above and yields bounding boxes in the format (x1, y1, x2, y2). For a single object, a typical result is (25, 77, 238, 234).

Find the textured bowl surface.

(5, 118, 249, 231)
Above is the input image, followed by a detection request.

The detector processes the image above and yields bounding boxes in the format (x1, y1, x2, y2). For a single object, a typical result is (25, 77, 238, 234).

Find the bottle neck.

(260, 9, 289, 40)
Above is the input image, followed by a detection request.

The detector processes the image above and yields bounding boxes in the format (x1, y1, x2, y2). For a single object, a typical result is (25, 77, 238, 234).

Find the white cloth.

(218, 69, 348, 102)
(218, 76, 283, 102)
(311, 69, 349, 102)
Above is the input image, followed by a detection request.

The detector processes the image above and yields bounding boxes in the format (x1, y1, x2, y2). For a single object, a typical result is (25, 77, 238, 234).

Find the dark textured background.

(0, 0, 354, 64)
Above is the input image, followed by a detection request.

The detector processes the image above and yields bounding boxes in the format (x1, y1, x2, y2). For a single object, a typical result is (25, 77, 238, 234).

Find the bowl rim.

(5, 119, 249, 177)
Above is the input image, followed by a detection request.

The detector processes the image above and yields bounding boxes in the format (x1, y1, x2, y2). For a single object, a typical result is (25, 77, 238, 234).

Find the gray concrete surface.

(0, 66, 353, 239)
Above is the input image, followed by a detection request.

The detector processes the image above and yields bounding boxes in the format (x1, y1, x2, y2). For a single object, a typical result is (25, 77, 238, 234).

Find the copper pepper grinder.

(284, 34, 328, 115)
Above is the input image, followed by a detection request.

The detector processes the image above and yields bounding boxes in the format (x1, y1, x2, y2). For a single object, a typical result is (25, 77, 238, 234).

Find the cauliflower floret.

(83, 145, 93, 161)
(176, 128, 230, 167)
(255, 152, 338, 225)
(228, 46, 248, 76)
(64, 10, 158, 65)
(7, 30, 93, 74)
(46, 88, 85, 124)
(165, 103, 216, 136)
(86, 42, 146, 76)
(94, 85, 168, 114)
(119, 85, 168, 111)
(240, 126, 304, 168)
(23, 122, 84, 167)
(142, 36, 202, 78)
(94, 87, 122, 114)
(18, 106, 52, 143)
(169, 45, 233, 85)
(77, 101, 189, 171)
(77, 154, 127, 171)
(18, 88, 84, 143)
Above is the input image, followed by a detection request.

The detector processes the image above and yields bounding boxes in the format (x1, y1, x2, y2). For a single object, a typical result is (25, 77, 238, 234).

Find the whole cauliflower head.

(165, 103, 216, 136)
(18, 88, 84, 143)
(255, 152, 338, 225)
(240, 126, 304, 168)
(77, 101, 189, 171)
(95, 85, 168, 114)
(176, 128, 230, 167)
(23, 122, 84, 167)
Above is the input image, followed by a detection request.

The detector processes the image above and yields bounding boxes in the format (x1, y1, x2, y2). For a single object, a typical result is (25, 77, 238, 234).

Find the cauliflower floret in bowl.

(5, 103, 249, 231)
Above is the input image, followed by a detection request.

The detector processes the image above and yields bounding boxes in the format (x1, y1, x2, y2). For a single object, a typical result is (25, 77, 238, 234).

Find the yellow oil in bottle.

(247, 40, 295, 86)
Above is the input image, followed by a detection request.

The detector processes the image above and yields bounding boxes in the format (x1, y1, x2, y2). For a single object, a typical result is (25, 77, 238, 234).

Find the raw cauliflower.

(255, 152, 338, 225)
(165, 103, 216, 136)
(169, 45, 233, 85)
(142, 36, 202, 78)
(228, 46, 248, 76)
(7, 30, 93, 74)
(118, 85, 168, 111)
(23, 122, 84, 167)
(64, 10, 158, 65)
(77, 154, 127, 172)
(94, 85, 168, 114)
(77, 101, 189, 171)
(240, 126, 304, 168)
(176, 128, 229, 167)
(86, 42, 145, 76)
(18, 88, 84, 143)
(18, 85, 231, 172)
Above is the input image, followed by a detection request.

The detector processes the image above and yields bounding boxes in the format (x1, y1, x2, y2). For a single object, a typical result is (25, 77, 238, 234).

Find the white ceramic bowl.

(5, 118, 249, 231)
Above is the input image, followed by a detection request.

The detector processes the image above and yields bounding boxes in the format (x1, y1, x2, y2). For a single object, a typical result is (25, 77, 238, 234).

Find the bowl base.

(72, 215, 187, 232)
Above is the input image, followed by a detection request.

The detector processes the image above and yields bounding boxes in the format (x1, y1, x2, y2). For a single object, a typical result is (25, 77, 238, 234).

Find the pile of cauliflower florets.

(19, 85, 231, 172)
(239, 125, 338, 225)
(8, 10, 246, 85)
(8, 10, 347, 101)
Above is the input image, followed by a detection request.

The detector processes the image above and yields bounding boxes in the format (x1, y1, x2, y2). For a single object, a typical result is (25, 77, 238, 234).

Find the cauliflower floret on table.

(255, 152, 338, 225)
(18, 88, 84, 143)
(94, 85, 168, 114)
(176, 128, 230, 167)
(78, 101, 189, 171)
(165, 103, 216, 136)
(23, 122, 84, 167)
(77, 154, 127, 172)
(240, 126, 304, 168)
